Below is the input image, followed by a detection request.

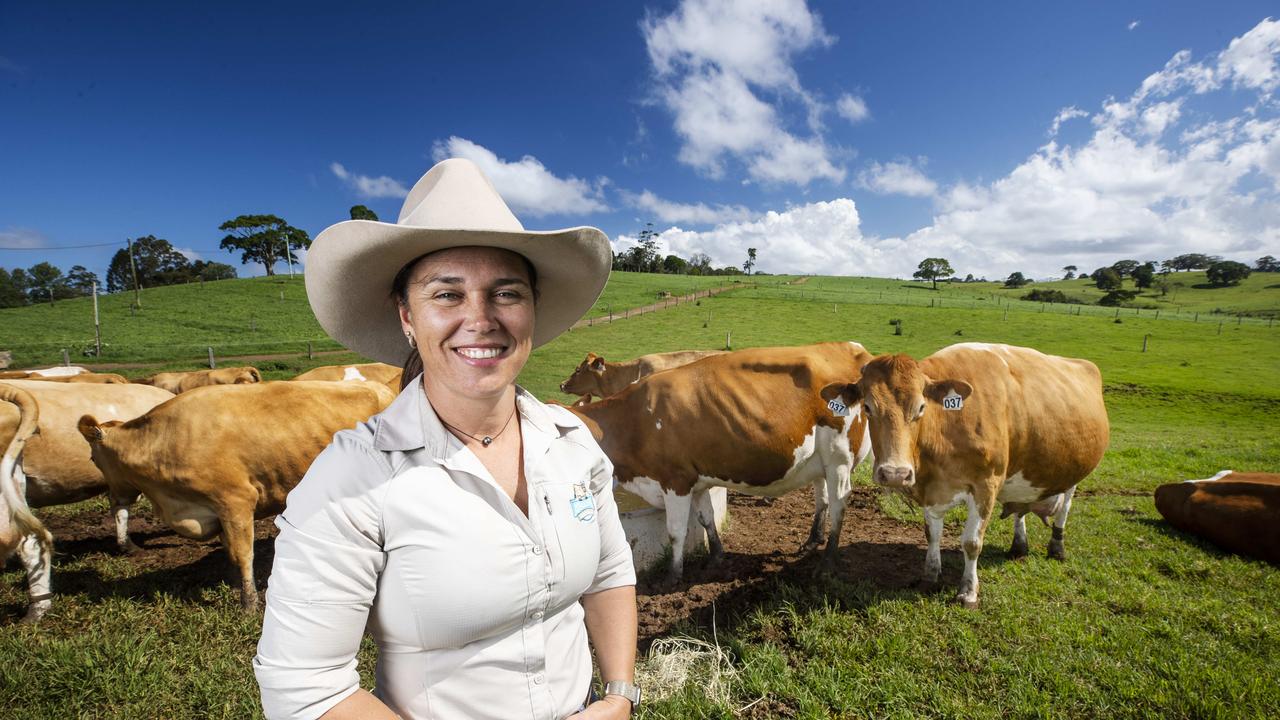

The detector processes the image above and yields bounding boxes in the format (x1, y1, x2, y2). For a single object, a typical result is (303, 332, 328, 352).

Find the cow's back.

(0, 379, 175, 505)
(922, 343, 1108, 489)
(608, 342, 869, 485)
(1155, 474, 1280, 564)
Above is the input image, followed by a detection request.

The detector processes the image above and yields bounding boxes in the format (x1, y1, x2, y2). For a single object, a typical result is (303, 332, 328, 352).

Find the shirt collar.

(372, 375, 576, 455)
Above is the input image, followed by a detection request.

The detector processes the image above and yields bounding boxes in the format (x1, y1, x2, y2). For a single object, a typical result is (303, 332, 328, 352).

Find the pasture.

(2, 273, 1278, 718)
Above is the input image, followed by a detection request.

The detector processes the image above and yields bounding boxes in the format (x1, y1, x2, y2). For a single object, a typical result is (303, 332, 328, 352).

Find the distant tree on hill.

(190, 260, 238, 282)
(25, 261, 67, 304)
(106, 235, 191, 293)
(662, 254, 688, 274)
(349, 205, 379, 221)
(1256, 255, 1279, 272)
(1132, 262, 1156, 289)
(1110, 259, 1140, 278)
(1163, 253, 1220, 272)
(913, 257, 954, 290)
(1092, 267, 1123, 291)
(0, 267, 29, 307)
(1098, 289, 1140, 306)
(743, 247, 757, 275)
(688, 252, 712, 276)
(219, 214, 311, 276)
(1206, 260, 1251, 287)
(964, 273, 975, 282)
(1077, 271, 1090, 280)
(1062, 265, 1077, 280)
(1003, 271, 1029, 288)
(64, 265, 99, 296)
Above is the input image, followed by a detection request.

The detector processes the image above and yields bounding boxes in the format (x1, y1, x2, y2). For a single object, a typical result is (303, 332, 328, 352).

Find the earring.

(406, 332, 417, 349)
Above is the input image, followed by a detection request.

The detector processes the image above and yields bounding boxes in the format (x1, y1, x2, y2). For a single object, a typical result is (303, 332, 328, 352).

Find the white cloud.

(1128, 20, 1140, 32)
(836, 94, 870, 123)
(1049, 106, 1089, 137)
(890, 18, 1280, 280)
(330, 163, 409, 199)
(642, 0, 845, 185)
(174, 247, 204, 263)
(621, 189, 755, 225)
(431, 137, 609, 218)
(0, 227, 48, 250)
(857, 158, 938, 197)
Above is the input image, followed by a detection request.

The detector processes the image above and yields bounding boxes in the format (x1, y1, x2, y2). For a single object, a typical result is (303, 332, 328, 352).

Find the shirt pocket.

(540, 480, 602, 595)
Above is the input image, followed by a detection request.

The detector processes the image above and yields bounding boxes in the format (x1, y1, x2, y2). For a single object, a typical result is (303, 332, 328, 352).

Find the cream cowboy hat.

(306, 158, 612, 365)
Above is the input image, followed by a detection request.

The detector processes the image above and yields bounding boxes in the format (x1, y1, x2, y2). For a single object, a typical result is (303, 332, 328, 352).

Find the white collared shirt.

(254, 378, 636, 720)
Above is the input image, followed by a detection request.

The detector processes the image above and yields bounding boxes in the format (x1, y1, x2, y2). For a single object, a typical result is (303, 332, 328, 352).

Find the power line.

(0, 241, 127, 250)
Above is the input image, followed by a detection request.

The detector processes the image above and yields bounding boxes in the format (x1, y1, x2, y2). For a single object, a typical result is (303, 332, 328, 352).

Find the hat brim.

(305, 219, 611, 366)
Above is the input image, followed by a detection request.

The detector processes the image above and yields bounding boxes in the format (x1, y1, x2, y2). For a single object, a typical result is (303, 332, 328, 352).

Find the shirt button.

(532, 545, 543, 555)
(533, 673, 545, 685)
(531, 610, 544, 621)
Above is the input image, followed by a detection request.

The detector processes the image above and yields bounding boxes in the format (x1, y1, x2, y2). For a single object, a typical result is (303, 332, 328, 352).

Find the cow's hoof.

(1008, 540, 1029, 560)
(799, 538, 821, 555)
(954, 594, 980, 610)
(1047, 542, 1066, 561)
(118, 541, 142, 555)
(19, 604, 50, 625)
(706, 551, 725, 567)
(913, 577, 941, 593)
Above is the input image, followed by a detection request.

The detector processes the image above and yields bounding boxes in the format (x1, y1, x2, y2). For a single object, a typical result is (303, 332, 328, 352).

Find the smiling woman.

(254, 159, 639, 720)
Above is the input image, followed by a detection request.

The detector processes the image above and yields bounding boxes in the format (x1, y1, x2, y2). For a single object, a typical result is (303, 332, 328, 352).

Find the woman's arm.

(573, 584, 638, 719)
(319, 689, 400, 720)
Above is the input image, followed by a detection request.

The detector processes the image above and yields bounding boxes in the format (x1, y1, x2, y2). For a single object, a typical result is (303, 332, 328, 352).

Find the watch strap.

(603, 680, 641, 709)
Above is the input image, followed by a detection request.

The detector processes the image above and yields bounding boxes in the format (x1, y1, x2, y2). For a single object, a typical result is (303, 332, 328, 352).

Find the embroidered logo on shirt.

(569, 482, 596, 523)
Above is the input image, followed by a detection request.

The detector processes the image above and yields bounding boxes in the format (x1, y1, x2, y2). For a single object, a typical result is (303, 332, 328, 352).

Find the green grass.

(3, 272, 1279, 718)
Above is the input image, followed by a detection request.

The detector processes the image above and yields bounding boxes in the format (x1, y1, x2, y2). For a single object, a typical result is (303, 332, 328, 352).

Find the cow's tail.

(0, 384, 52, 548)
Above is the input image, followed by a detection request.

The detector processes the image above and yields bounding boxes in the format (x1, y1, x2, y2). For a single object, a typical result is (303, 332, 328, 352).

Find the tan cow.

(0, 379, 175, 552)
(135, 366, 262, 393)
(822, 342, 1109, 607)
(1154, 470, 1280, 565)
(291, 362, 403, 393)
(0, 384, 54, 622)
(0, 366, 92, 380)
(560, 350, 725, 399)
(15, 372, 130, 384)
(78, 380, 395, 609)
(568, 342, 873, 581)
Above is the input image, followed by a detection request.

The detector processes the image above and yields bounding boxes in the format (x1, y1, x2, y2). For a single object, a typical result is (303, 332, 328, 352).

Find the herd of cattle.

(1, 342, 1276, 624)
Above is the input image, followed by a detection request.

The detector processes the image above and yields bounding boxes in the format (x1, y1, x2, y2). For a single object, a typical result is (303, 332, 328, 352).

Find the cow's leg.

(16, 532, 52, 624)
(662, 490, 692, 585)
(108, 487, 142, 554)
(693, 489, 724, 565)
(1047, 486, 1077, 561)
(801, 478, 828, 553)
(1009, 512, 1029, 559)
(956, 492, 996, 609)
(820, 462, 852, 566)
(219, 512, 258, 610)
(922, 506, 946, 586)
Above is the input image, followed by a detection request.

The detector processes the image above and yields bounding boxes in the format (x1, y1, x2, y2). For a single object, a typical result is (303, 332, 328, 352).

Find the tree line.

(610, 223, 757, 276)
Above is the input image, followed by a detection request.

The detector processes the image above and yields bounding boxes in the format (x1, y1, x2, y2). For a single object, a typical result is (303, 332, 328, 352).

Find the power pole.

(127, 237, 142, 308)
(92, 281, 102, 356)
(282, 231, 295, 278)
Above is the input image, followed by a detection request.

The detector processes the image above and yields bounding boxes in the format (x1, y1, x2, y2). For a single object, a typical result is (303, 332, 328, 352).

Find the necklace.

(440, 406, 518, 447)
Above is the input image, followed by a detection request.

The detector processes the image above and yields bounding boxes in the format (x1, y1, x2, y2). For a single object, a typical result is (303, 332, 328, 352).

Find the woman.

(254, 158, 639, 720)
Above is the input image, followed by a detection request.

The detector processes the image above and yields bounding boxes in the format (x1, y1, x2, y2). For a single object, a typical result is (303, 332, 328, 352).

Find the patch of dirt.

(15, 487, 941, 644)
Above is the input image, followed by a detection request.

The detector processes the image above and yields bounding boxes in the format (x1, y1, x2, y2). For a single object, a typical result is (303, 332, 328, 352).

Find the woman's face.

(397, 246, 535, 402)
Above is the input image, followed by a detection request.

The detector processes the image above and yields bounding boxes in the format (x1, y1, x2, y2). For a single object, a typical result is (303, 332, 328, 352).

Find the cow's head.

(559, 353, 606, 396)
(235, 367, 262, 384)
(822, 354, 972, 489)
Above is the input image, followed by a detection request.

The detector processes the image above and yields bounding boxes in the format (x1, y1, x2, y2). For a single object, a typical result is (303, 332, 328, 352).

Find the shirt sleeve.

(585, 446, 637, 593)
(254, 432, 392, 720)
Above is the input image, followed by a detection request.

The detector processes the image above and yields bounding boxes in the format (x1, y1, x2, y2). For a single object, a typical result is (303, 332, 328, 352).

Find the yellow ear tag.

(942, 390, 964, 411)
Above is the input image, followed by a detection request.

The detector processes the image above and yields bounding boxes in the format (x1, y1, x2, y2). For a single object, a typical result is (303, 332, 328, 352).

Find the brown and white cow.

(1154, 470, 1280, 565)
(0, 379, 175, 553)
(822, 342, 1109, 607)
(78, 380, 395, 609)
(568, 342, 873, 581)
(135, 366, 262, 394)
(560, 350, 725, 399)
(0, 384, 54, 622)
(291, 362, 403, 394)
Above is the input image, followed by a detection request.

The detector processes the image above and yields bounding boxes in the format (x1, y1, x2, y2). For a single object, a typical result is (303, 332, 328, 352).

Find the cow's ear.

(77, 415, 103, 444)
(924, 379, 973, 404)
(821, 382, 862, 404)
(590, 356, 606, 372)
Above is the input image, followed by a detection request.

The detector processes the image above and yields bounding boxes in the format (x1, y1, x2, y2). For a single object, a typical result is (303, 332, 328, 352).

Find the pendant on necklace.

(482, 436, 493, 447)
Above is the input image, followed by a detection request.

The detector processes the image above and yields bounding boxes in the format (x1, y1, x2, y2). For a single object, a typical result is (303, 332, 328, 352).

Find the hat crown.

(397, 158, 525, 232)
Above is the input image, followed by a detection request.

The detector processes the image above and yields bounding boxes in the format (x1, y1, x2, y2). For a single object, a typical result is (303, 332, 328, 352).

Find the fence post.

(1003, 308, 1008, 321)
(208, 347, 216, 369)
(1115, 308, 1120, 319)
(307, 341, 314, 360)
(1195, 312, 1199, 323)
(1217, 321, 1223, 336)
(1155, 309, 1160, 320)
(1142, 334, 1149, 353)
(1238, 315, 1243, 326)
(61, 348, 70, 366)
(725, 330, 732, 350)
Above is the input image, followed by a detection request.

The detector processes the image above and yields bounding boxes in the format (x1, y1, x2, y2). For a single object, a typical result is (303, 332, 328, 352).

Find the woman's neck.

(422, 380, 518, 437)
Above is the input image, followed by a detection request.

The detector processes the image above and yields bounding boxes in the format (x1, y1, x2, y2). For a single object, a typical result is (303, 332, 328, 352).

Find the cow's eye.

(862, 403, 872, 417)
(915, 403, 926, 419)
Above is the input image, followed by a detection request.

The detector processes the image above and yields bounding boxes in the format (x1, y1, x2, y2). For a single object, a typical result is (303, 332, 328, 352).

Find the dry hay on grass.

(636, 634, 738, 707)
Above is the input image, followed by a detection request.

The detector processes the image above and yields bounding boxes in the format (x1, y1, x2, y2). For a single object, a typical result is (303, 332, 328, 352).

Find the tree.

(1003, 271, 1030, 288)
(688, 252, 712, 276)
(662, 254, 688, 274)
(1062, 265, 1077, 280)
(349, 205, 379, 221)
(25, 262, 66, 304)
(0, 268, 28, 308)
(1206, 260, 1251, 287)
(190, 260, 238, 282)
(743, 247, 757, 275)
(1256, 255, 1280, 272)
(64, 265, 99, 296)
(106, 235, 191, 293)
(1109, 259, 1139, 278)
(912, 257, 954, 290)
(1164, 253, 1220, 272)
(219, 214, 312, 276)
(1092, 267, 1123, 291)
(1132, 262, 1156, 289)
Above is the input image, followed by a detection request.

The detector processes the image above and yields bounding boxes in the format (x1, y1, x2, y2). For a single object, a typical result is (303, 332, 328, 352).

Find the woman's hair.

(391, 249, 539, 391)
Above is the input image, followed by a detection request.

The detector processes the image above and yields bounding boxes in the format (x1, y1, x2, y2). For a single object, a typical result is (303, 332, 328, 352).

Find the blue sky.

(2, 1, 1278, 283)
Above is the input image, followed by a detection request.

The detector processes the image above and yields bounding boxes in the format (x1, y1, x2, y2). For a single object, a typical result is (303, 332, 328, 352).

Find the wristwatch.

(603, 680, 642, 712)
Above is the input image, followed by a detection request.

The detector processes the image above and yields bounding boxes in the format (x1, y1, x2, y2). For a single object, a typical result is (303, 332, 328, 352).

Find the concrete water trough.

(614, 486, 728, 572)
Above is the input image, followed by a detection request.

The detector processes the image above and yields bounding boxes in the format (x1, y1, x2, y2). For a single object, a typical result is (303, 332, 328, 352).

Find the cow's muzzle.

(874, 464, 915, 489)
